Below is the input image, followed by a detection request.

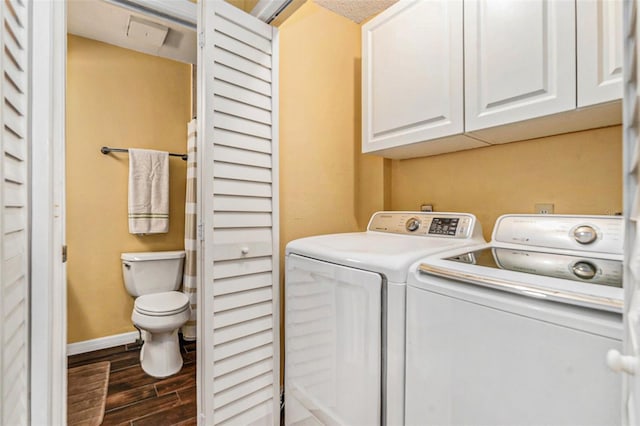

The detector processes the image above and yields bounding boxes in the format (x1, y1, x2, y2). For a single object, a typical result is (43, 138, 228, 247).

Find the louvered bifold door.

(199, 2, 279, 425)
(0, 0, 30, 425)
(622, 0, 640, 422)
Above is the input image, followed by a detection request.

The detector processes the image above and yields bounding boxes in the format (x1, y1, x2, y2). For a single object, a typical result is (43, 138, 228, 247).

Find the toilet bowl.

(121, 251, 190, 378)
(132, 291, 191, 378)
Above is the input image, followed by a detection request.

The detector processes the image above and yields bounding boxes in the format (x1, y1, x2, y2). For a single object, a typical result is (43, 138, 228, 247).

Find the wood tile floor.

(68, 336, 197, 426)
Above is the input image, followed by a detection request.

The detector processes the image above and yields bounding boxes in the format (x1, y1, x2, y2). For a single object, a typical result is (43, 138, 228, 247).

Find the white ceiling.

(66, 0, 397, 64)
(67, 0, 197, 64)
(314, 0, 398, 23)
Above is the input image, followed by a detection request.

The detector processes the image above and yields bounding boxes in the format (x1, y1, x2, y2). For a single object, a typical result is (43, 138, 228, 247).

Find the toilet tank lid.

(121, 251, 186, 261)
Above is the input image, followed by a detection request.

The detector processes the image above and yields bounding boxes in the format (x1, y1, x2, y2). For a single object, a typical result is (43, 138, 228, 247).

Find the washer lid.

(135, 291, 189, 316)
(410, 244, 624, 314)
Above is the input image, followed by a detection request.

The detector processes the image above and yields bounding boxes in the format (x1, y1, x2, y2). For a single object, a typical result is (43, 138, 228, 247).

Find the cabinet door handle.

(606, 349, 638, 375)
(241, 247, 250, 255)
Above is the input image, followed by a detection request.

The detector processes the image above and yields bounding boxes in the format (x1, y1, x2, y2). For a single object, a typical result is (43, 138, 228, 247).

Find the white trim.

(30, 1, 67, 425)
(67, 331, 139, 356)
(250, 0, 290, 22)
(196, 2, 208, 425)
(198, 1, 216, 423)
(270, 25, 282, 423)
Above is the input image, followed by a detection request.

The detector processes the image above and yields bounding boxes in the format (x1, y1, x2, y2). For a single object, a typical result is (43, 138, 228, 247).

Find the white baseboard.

(67, 331, 139, 356)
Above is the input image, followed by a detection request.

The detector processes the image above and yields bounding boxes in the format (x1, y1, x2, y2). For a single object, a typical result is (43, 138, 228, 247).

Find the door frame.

(30, 1, 67, 424)
(32, 1, 198, 424)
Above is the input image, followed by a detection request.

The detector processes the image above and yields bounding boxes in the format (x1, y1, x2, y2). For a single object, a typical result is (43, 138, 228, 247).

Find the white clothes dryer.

(405, 214, 623, 426)
(284, 211, 484, 426)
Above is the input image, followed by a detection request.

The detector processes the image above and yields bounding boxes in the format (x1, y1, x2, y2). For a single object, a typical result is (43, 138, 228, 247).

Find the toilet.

(121, 250, 191, 378)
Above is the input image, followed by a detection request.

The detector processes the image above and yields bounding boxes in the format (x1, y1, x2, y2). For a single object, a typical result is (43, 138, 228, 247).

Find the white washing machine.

(405, 214, 624, 426)
(284, 211, 485, 426)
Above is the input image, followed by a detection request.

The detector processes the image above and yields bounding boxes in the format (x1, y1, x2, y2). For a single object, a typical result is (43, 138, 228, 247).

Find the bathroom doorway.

(65, 1, 198, 423)
(55, 1, 282, 424)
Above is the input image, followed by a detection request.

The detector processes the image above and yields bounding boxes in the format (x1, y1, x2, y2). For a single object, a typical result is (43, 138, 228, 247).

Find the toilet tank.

(121, 251, 186, 297)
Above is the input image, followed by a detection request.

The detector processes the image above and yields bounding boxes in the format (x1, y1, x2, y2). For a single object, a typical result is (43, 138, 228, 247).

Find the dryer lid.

(285, 232, 486, 283)
(135, 291, 189, 316)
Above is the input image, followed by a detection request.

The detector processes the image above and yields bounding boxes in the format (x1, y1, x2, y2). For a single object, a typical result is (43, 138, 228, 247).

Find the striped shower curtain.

(182, 119, 197, 340)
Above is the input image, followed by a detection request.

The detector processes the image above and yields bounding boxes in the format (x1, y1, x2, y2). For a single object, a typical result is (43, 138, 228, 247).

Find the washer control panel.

(368, 212, 477, 238)
(493, 215, 623, 254)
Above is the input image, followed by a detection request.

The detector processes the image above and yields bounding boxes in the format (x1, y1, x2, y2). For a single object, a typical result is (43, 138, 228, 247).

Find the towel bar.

(101, 146, 188, 161)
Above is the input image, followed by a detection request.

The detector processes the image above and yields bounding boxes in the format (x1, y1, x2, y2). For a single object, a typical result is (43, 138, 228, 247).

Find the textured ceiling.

(313, 0, 398, 23)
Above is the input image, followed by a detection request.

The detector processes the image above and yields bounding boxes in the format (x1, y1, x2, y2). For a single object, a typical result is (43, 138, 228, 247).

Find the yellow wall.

(279, 1, 386, 247)
(391, 126, 623, 241)
(66, 35, 191, 343)
(278, 0, 387, 379)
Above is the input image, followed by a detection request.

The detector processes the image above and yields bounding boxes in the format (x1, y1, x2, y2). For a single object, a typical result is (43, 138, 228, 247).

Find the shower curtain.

(182, 119, 197, 340)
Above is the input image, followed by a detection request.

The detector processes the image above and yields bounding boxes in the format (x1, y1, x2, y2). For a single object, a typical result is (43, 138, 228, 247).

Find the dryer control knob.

(572, 261, 597, 280)
(405, 217, 420, 232)
(574, 225, 597, 244)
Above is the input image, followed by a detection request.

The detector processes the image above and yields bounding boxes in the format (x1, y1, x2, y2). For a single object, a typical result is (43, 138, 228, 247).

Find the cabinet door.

(464, 0, 576, 132)
(577, 0, 623, 107)
(362, 0, 464, 153)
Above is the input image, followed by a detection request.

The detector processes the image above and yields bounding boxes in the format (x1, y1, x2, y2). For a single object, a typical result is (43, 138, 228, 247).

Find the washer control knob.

(405, 217, 420, 232)
(572, 261, 597, 280)
(574, 225, 597, 245)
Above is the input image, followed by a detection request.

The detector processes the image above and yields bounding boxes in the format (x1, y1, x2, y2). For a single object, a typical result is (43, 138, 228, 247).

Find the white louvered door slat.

(214, 344, 274, 378)
(213, 195, 272, 212)
(214, 359, 273, 394)
(213, 15, 272, 54)
(215, 113, 272, 139)
(213, 64, 271, 96)
(213, 80, 271, 111)
(213, 257, 273, 280)
(214, 372, 273, 409)
(213, 95, 272, 124)
(213, 48, 271, 82)
(200, 1, 279, 424)
(214, 316, 273, 345)
(0, 0, 30, 425)
(213, 34, 272, 69)
(213, 163, 272, 183)
(214, 302, 273, 329)
(213, 330, 274, 362)
(214, 145, 272, 167)
(213, 179, 272, 197)
(213, 272, 272, 296)
(213, 129, 272, 153)
(214, 287, 273, 312)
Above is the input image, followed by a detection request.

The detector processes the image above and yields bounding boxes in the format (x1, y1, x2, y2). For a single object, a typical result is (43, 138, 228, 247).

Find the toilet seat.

(134, 291, 189, 316)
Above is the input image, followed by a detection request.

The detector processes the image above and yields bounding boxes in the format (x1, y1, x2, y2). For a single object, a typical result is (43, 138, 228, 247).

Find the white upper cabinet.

(464, 0, 576, 132)
(577, 0, 623, 107)
(362, 0, 622, 159)
(362, 0, 486, 157)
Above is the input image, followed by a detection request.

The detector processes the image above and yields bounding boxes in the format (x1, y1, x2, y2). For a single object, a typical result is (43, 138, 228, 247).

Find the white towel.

(128, 149, 169, 234)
